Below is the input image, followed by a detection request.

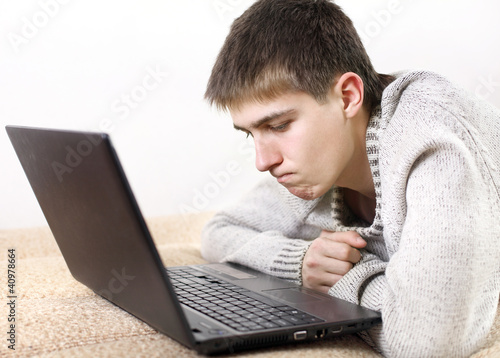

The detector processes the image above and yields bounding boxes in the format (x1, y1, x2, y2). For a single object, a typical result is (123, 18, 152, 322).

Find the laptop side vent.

(231, 334, 289, 351)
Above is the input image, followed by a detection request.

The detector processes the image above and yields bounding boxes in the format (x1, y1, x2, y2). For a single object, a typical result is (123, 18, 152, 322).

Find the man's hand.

(302, 230, 367, 293)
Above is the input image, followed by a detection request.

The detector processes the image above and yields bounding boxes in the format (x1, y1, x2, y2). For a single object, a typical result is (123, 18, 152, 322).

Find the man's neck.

(341, 105, 376, 200)
(343, 188, 376, 224)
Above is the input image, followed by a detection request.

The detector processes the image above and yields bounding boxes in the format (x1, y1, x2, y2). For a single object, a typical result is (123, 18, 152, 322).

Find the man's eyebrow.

(233, 108, 296, 132)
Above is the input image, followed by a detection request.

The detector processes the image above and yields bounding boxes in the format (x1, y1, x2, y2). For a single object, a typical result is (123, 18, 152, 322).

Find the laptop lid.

(6, 125, 382, 354)
(6, 125, 196, 349)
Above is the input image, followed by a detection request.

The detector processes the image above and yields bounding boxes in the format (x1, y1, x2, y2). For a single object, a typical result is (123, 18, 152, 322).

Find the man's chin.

(285, 185, 317, 201)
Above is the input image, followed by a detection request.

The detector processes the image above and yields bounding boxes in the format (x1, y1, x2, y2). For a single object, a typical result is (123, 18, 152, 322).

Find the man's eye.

(270, 122, 290, 132)
(245, 131, 253, 138)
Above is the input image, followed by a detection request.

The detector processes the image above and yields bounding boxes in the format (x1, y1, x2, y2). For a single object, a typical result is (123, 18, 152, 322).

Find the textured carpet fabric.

(0, 212, 498, 357)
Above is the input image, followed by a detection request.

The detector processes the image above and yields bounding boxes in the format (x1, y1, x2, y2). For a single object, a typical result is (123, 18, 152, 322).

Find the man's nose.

(254, 138, 282, 172)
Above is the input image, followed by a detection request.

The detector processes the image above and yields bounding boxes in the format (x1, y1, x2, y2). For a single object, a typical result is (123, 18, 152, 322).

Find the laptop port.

(293, 330, 307, 341)
(330, 326, 343, 334)
(315, 329, 327, 339)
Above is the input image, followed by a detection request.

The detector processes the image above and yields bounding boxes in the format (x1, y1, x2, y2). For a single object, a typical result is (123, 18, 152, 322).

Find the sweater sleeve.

(329, 137, 500, 357)
(201, 178, 326, 283)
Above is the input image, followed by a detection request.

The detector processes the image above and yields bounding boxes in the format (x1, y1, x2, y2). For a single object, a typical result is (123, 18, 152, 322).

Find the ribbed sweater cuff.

(270, 240, 313, 284)
(328, 251, 387, 307)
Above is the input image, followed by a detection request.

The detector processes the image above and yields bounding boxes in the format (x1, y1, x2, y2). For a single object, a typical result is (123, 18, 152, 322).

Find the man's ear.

(332, 72, 364, 119)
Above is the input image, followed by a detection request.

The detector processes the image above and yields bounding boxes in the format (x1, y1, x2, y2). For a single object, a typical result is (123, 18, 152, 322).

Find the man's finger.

(320, 230, 367, 249)
(313, 238, 362, 263)
(302, 271, 344, 292)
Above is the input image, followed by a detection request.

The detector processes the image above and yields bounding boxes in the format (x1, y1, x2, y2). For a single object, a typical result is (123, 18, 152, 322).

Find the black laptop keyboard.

(167, 267, 325, 332)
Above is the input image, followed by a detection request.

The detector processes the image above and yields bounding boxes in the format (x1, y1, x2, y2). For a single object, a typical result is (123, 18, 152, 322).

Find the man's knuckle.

(337, 245, 350, 259)
(341, 262, 353, 274)
(310, 239, 322, 249)
(304, 258, 318, 269)
(302, 272, 312, 283)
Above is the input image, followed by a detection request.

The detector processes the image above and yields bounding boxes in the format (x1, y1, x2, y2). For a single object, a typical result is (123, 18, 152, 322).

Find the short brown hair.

(205, 0, 393, 113)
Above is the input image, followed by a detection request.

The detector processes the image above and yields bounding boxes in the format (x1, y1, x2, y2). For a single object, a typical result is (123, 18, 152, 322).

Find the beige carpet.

(0, 212, 498, 357)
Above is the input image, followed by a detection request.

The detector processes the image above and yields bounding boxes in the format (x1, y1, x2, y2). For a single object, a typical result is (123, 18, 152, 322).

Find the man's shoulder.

(378, 70, 500, 177)
(383, 70, 462, 104)
(381, 70, 499, 127)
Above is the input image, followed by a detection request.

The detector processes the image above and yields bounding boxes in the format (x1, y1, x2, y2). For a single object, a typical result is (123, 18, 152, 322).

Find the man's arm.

(201, 178, 364, 283)
(329, 143, 500, 357)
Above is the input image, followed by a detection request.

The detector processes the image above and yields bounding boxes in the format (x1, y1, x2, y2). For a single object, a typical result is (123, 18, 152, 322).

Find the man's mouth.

(275, 173, 293, 184)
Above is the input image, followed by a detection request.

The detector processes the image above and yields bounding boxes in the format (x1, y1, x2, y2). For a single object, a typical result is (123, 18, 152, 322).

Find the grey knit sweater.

(201, 71, 500, 357)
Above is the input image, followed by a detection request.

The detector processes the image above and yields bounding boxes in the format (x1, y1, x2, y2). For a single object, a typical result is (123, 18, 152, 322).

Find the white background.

(1, 0, 499, 229)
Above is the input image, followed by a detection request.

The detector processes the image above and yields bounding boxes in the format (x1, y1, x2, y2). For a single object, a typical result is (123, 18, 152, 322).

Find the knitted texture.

(201, 71, 500, 357)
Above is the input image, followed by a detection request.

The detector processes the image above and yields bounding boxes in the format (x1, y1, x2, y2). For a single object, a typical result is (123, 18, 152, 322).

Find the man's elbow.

(376, 317, 494, 358)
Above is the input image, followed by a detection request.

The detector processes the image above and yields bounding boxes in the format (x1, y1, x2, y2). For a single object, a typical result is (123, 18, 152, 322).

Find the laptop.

(6, 125, 381, 355)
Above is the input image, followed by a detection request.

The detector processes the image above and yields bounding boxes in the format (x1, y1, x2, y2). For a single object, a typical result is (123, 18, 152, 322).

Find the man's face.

(231, 90, 359, 200)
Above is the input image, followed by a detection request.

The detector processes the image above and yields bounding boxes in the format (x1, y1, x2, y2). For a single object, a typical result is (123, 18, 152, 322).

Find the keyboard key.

(261, 321, 279, 329)
(281, 315, 307, 325)
(273, 319, 293, 327)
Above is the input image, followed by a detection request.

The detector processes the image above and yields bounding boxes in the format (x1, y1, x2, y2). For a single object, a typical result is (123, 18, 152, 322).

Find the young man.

(202, 0, 500, 356)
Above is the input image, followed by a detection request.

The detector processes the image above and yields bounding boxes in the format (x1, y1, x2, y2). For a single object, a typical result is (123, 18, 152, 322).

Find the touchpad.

(262, 287, 321, 304)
